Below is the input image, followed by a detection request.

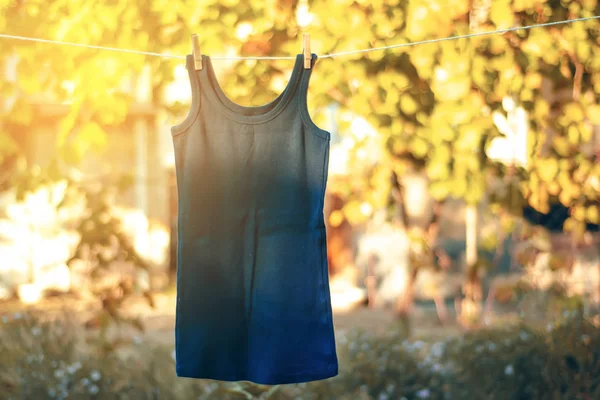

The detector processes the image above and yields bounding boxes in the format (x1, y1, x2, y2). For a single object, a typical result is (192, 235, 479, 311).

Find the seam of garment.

(299, 54, 331, 140)
(199, 54, 303, 125)
(171, 55, 202, 137)
(320, 144, 336, 357)
(318, 142, 329, 308)
(174, 209, 184, 363)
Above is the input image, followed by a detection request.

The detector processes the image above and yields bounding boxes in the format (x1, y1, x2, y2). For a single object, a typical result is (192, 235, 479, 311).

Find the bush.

(0, 310, 214, 399)
(291, 327, 444, 400)
(2, 310, 600, 399)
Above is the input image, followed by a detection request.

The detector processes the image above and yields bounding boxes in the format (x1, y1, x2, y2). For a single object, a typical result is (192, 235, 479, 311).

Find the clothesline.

(0, 15, 598, 61)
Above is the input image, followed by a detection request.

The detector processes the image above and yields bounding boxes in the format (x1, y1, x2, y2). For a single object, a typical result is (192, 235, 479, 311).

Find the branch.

(551, 28, 583, 101)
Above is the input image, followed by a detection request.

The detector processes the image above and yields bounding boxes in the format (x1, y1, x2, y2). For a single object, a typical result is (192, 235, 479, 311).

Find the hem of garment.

(175, 362, 338, 385)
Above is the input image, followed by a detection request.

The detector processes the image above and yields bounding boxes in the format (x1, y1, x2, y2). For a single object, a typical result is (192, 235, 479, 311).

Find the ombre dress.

(170, 53, 338, 385)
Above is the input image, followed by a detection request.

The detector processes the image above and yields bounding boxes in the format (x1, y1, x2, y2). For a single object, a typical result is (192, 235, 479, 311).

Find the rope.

(0, 16, 597, 61)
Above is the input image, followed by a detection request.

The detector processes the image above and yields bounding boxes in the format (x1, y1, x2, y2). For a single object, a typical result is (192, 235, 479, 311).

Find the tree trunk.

(459, 204, 482, 326)
(393, 170, 447, 324)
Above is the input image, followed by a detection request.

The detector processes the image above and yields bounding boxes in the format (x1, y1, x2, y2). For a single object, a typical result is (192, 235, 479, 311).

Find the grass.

(2, 301, 600, 399)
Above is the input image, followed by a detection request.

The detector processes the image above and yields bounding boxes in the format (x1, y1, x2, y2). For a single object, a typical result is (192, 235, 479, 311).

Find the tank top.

(170, 52, 338, 385)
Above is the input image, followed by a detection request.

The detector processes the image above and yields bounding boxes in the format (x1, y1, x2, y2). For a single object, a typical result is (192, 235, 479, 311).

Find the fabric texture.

(170, 52, 338, 385)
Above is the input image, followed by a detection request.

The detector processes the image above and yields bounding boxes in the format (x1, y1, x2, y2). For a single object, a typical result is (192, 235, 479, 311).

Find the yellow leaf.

(565, 103, 584, 123)
(78, 121, 108, 151)
(342, 200, 367, 225)
(524, 72, 542, 89)
(329, 210, 345, 228)
(429, 181, 450, 200)
(568, 125, 580, 144)
(426, 160, 449, 180)
(573, 205, 586, 221)
(547, 182, 561, 195)
(553, 136, 571, 156)
(490, 0, 514, 29)
(400, 95, 418, 115)
(579, 122, 594, 142)
(586, 104, 600, 125)
(535, 100, 550, 119)
(558, 183, 579, 206)
(587, 205, 599, 224)
(410, 137, 429, 157)
(450, 178, 467, 198)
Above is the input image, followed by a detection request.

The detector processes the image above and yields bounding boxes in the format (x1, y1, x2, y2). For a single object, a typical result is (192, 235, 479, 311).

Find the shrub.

(2, 309, 600, 399)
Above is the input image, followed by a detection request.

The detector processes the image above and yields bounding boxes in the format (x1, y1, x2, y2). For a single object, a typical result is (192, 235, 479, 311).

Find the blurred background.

(1, 0, 600, 399)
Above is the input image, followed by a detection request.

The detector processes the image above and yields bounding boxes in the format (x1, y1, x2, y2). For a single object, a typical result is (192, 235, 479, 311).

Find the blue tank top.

(170, 52, 338, 385)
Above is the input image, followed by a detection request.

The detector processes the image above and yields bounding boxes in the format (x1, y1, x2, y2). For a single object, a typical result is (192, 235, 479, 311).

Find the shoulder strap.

(171, 54, 202, 136)
(297, 53, 329, 139)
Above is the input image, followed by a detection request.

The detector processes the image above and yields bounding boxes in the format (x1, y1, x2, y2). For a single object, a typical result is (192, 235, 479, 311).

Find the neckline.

(199, 53, 304, 124)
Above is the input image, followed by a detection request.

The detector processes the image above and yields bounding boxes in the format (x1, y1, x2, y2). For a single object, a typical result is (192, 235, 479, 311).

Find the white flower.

(90, 370, 101, 381)
(431, 342, 444, 358)
(67, 362, 82, 374)
(31, 326, 42, 336)
(416, 388, 430, 398)
(88, 384, 99, 395)
(505, 365, 514, 375)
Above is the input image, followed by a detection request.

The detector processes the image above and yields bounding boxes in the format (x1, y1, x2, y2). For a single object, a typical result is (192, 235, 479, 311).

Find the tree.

(1, 0, 599, 326)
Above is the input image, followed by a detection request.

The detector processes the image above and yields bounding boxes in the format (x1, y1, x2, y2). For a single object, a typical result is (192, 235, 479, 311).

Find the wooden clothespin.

(303, 33, 311, 69)
(191, 34, 202, 70)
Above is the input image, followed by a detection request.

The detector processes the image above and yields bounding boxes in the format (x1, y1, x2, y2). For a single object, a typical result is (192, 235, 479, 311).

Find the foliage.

(67, 178, 156, 337)
(304, 0, 600, 234)
(2, 1, 598, 228)
(0, 310, 208, 400)
(3, 309, 600, 399)
(0, 310, 294, 400)
(4, 165, 154, 334)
